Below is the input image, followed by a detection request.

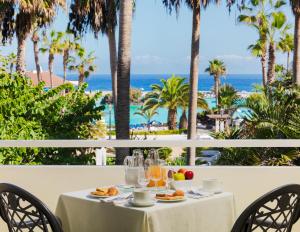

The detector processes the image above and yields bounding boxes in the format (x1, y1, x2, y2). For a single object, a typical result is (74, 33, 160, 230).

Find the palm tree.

(290, 0, 300, 85)
(144, 76, 189, 130)
(61, 32, 79, 83)
(238, 1, 290, 85)
(218, 84, 239, 112)
(267, 12, 290, 84)
(278, 33, 294, 71)
(115, 0, 134, 164)
(134, 106, 158, 131)
(205, 59, 226, 109)
(68, 47, 96, 85)
(178, 91, 189, 130)
(162, 0, 221, 165)
(238, 0, 286, 86)
(31, 29, 41, 83)
(0, 1, 65, 75)
(68, 0, 119, 106)
(238, 2, 269, 87)
(40, 31, 64, 88)
(178, 92, 208, 130)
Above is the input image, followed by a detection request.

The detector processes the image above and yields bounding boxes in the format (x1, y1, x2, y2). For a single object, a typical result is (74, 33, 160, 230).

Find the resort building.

(26, 71, 78, 88)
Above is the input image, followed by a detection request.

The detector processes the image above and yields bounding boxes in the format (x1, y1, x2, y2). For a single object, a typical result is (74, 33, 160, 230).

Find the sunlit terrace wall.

(0, 166, 300, 230)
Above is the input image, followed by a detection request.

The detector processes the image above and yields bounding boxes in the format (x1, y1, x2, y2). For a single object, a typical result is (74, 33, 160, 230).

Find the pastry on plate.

(155, 191, 185, 200)
(91, 191, 107, 196)
(91, 186, 119, 197)
(107, 187, 119, 196)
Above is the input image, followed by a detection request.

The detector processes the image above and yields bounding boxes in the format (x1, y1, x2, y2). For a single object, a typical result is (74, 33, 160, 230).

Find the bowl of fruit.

(169, 168, 194, 190)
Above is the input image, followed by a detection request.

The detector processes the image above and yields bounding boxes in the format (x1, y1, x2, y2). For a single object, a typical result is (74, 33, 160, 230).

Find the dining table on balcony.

(55, 187, 236, 232)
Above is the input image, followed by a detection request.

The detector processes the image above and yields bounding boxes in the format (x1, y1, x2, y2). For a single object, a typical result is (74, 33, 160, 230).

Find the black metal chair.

(232, 184, 300, 232)
(0, 183, 63, 232)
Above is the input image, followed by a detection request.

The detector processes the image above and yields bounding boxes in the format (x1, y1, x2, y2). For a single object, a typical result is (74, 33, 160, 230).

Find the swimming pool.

(102, 98, 217, 126)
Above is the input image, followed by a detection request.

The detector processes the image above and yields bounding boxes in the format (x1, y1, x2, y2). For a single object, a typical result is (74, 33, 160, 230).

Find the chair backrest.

(0, 183, 63, 232)
(232, 184, 300, 232)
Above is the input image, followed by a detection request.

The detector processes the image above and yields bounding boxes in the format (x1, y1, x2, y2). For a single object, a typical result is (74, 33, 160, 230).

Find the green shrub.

(167, 157, 187, 166)
(157, 147, 172, 160)
(106, 157, 116, 166)
(0, 61, 104, 164)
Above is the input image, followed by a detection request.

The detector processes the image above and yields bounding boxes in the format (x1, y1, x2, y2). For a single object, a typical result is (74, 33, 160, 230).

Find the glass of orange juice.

(149, 165, 162, 191)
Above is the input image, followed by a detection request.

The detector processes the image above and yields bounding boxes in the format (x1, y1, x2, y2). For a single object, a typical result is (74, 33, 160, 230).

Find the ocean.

(66, 74, 261, 126)
(67, 74, 262, 92)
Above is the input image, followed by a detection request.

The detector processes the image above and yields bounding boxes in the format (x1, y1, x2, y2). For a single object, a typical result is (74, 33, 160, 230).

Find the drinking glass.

(163, 167, 175, 190)
(132, 149, 144, 167)
(137, 167, 150, 189)
(148, 149, 159, 163)
(150, 165, 162, 191)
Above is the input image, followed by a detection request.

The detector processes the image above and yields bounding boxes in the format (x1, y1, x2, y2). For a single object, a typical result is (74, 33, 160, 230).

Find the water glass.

(137, 167, 150, 189)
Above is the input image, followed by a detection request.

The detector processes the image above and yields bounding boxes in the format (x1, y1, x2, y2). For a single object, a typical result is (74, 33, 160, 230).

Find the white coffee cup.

(133, 189, 152, 203)
(203, 178, 222, 193)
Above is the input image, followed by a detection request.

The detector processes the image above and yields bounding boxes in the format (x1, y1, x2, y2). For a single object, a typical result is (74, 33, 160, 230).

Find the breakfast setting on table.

(55, 149, 235, 232)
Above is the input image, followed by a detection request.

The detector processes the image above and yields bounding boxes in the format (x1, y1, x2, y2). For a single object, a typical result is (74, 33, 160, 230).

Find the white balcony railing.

(0, 139, 299, 148)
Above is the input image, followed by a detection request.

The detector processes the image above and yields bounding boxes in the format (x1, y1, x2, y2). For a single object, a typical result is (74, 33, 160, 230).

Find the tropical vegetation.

(0, 55, 104, 164)
(214, 79, 300, 165)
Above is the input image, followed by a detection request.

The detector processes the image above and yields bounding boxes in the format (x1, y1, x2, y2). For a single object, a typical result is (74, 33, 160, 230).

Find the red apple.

(178, 168, 187, 174)
(184, 171, 194, 180)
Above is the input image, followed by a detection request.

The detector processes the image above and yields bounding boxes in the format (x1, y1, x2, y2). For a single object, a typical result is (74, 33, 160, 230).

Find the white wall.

(0, 166, 300, 231)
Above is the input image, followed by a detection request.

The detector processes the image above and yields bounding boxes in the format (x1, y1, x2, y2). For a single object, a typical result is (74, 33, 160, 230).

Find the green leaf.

(250, 0, 259, 6)
(274, 0, 286, 8)
(271, 12, 286, 29)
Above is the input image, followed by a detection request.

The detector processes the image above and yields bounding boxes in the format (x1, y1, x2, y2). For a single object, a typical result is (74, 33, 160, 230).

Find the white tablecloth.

(55, 189, 236, 232)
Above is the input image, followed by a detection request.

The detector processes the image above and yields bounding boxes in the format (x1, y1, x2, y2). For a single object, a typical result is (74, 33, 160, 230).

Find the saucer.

(129, 199, 156, 207)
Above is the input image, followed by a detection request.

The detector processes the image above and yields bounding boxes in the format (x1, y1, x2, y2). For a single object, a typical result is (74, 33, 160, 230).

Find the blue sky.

(1, 1, 295, 74)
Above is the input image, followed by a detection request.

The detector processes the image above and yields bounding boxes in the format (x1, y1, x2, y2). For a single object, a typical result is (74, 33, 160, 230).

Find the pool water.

(101, 97, 251, 126)
(102, 98, 216, 126)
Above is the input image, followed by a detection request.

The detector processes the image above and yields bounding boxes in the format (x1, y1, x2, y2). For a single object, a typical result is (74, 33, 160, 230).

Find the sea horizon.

(64, 73, 262, 92)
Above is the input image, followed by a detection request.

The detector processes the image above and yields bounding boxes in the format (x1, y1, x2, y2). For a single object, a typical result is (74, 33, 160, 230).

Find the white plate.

(88, 193, 119, 199)
(129, 199, 156, 207)
(156, 197, 187, 203)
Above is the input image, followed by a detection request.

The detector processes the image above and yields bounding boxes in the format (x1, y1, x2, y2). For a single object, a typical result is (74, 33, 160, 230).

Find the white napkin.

(100, 193, 132, 204)
(187, 189, 213, 199)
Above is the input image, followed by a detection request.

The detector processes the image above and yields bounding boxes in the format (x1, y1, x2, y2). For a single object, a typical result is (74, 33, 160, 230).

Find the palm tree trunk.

(115, 0, 133, 164)
(32, 31, 41, 83)
(63, 50, 69, 83)
(287, 52, 290, 72)
(214, 75, 219, 108)
(106, 0, 118, 109)
(267, 41, 276, 84)
(293, 13, 300, 86)
(107, 28, 118, 116)
(49, 53, 54, 88)
(261, 47, 268, 87)
(79, 72, 85, 85)
(187, 5, 201, 166)
(179, 109, 188, 130)
(168, 108, 177, 130)
(16, 35, 27, 75)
